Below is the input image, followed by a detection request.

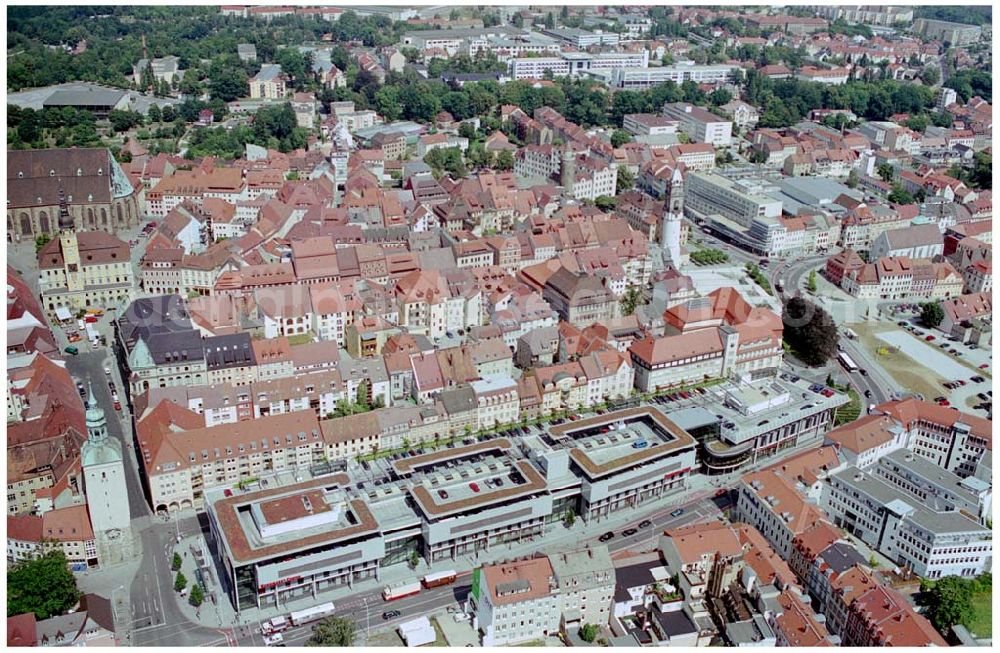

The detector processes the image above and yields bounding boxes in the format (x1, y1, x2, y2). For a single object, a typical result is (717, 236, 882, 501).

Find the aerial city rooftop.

(5, 3, 992, 649)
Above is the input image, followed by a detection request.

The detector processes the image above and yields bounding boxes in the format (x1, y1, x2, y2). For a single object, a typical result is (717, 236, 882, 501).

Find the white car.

(263, 633, 284, 646)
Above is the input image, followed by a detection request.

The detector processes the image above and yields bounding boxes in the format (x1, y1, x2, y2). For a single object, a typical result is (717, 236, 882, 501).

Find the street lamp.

(111, 585, 126, 643)
(363, 596, 370, 643)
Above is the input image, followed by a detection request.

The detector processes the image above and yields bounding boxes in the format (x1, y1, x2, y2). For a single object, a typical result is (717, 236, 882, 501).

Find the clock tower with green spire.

(81, 383, 135, 565)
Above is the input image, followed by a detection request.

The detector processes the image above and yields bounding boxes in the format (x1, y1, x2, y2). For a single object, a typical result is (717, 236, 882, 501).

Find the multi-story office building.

(684, 172, 782, 227)
(821, 465, 992, 579)
(611, 64, 733, 89)
(540, 27, 620, 48)
(542, 408, 697, 521)
(662, 103, 733, 147)
(509, 50, 648, 80)
(875, 398, 992, 480)
(811, 6, 913, 26)
(912, 18, 983, 46)
(873, 449, 991, 522)
(206, 474, 384, 610)
(390, 439, 553, 562)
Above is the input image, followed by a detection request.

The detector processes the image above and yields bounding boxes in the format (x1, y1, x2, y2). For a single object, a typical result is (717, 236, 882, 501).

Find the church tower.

(57, 189, 85, 294)
(81, 384, 135, 565)
(660, 166, 684, 265)
(560, 144, 576, 198)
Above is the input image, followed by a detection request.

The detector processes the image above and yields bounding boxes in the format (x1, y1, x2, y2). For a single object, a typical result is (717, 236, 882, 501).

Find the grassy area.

(967, 591, 992, 638)
(286, 333, 314, 346)
(850, 323, 942, 399)
(744, 263, 773, 295)
(429, 617, 449, 646)
(834, 387, 862, 425)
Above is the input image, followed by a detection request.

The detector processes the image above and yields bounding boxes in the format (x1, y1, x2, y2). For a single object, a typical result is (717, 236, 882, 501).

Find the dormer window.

(98, 168, 104, 176)
(18, 171, 23, 178)
(49, 170, 55, 177)
(77, 168, 83, 176)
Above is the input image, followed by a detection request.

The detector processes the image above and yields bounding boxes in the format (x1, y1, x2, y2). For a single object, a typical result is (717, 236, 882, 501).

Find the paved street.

(63, 349, 149, 520)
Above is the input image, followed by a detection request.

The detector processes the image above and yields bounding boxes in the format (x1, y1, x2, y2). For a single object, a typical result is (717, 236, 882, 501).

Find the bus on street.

(838, 351, 859, 373)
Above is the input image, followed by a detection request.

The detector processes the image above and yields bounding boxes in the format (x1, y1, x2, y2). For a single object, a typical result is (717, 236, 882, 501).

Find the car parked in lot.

(438, 489, 449, 499)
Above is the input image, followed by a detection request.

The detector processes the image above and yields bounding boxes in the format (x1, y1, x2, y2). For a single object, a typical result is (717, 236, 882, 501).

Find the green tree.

(276, 48, 310, 91)
(174, 571, 187, 593)
(189, 584, 204, 607)
(580, 624, 599, 643)
(495, 149, 514, 171)
(610, 128, 631, 148)
(616, 166, 635, 192)
(147, 104, 162, 124)
(620, 286, 645, 316)
(308, 616, 356, 647)
(595, 195, 616, 211)
(846, 169, 859, 189)
(782, 296, 839, 366)
(409, 550, 420, 568)
(709, 88, 733, 107)
(171, 552, 182, 572)
(35, 234, 52, 252)
(564, 508, 576, 527)
(922, 576, 974, 632)
(888, 184, 915, 205)
(208, 62, 248, 102)
(108, 109, 142, 133)
(544, 12, 555, 29)
(7, 550, 81, 620)
(877, 163, 895, 183)
(920, 301, 944, 328)
(807, 270, 818, 293)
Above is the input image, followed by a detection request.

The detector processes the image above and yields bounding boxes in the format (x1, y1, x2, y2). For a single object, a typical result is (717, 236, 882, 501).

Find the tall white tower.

(660, 166, 684, 265)
(81, 384, 135, 565)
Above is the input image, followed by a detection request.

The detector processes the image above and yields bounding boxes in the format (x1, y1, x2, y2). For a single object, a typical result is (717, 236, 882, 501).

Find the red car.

(925, 335, 935, 341)
(715, 489, 727, 497)
(84, 315, 98, 323)
(980, 364, 990, 369)
(938, 399, 951, 407)
(469, 482, 480, 493)
(114, 400, 122, 411)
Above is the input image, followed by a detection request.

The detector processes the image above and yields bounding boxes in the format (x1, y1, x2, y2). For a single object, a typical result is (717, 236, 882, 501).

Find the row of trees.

(8, 6, 412, 90)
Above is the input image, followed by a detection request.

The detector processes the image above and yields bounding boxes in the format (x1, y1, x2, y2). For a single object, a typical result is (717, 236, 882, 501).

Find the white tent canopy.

(398, 616, 436, 647)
